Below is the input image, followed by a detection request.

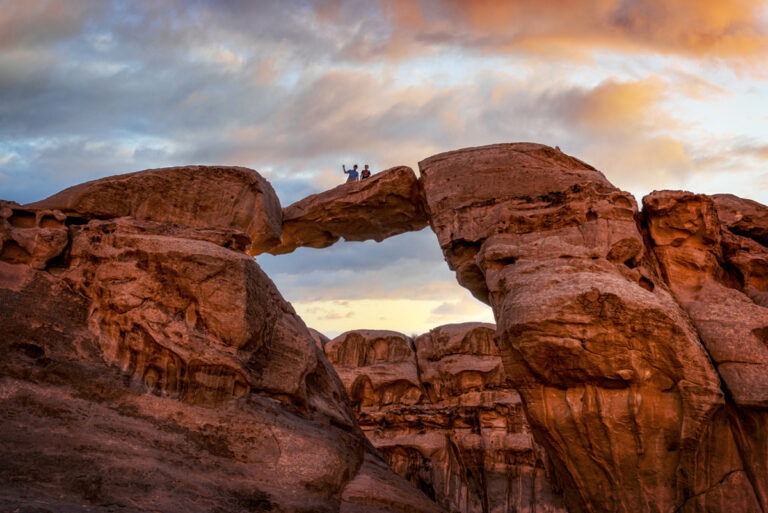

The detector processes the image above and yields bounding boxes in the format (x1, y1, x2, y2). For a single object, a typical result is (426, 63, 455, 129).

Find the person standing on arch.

(360, 164, 372, 180)
(342, 164, 359, 183)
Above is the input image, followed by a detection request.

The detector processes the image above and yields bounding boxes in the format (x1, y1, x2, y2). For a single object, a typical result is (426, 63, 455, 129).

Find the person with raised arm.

(342, 164, 359, 183)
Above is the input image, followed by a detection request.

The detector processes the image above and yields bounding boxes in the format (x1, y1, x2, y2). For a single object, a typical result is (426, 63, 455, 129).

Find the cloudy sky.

(2, 0, 768, 337)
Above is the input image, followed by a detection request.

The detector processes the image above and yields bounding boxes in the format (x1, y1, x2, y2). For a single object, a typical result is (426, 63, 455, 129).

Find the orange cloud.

(740, 144, 768, 160)
(582, 136, 695, 194)
(374, 0, 768, 61)
(568, 78, 667, 133)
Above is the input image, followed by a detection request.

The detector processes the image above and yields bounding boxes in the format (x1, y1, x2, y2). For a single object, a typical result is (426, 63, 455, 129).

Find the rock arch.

(3, 142, 768, 512)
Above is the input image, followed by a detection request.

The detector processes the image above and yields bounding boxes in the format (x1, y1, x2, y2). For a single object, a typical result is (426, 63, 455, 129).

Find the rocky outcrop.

(644, 190, 768, 508)
(419, 143, 757, 512)
(643, 191, 768, 407)
(325, 324, 567, 513)
(6, 143, 768, 513)
(418, 143, 615, 304)
(267, 166, 428, 255)
(713, 193, 768, 249)
(26, 165, 282, 254)
(0, 172, 441, 512)
(340, 452, 446, 513)
(1, 200, 69, 269)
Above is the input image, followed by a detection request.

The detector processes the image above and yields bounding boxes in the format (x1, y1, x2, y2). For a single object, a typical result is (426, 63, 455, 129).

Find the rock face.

(643, 190, 768, 508)
(325, 324, 567, 513)
(1, 173, 441, 512)
(419, 143, 614, 304)
(26, 165, 282, 255)
(267, 166, 428, 255)
(419, 143, 762, 512)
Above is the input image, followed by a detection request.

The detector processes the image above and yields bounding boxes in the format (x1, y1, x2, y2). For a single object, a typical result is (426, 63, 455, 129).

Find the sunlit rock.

(267, 166, 428, 255)
(26, 165, 282, 255)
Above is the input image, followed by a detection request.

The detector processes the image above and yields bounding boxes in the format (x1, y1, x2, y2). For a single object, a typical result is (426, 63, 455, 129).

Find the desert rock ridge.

(2, 142, 768, 513)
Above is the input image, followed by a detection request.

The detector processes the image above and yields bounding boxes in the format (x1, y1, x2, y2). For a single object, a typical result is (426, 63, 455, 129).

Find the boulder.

(419, 143, 614, 304)
(25, 165, 282, 255)
(267, 166, 428, 255)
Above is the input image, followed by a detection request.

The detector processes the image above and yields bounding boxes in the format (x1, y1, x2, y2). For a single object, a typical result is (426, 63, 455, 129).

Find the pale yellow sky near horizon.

(293, 297, 495, 339)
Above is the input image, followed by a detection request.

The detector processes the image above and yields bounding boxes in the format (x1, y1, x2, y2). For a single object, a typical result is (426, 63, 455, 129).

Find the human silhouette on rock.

(361, 165, 372, 180)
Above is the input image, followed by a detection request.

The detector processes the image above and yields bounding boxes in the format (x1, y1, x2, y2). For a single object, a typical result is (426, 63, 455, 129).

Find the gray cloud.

(1, 0, 746, 206)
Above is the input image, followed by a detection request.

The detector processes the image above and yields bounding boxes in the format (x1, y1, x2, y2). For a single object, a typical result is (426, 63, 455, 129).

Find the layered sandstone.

(0, 172, 441, 512)
(26, 165, 282, 254)
(267, 166, 428, 255)
(325, 324, 567, 513)
(419, 143, 755, 512)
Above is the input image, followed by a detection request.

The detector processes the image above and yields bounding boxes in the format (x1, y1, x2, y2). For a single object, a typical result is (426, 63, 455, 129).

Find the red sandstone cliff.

(419, 143, 767, 513)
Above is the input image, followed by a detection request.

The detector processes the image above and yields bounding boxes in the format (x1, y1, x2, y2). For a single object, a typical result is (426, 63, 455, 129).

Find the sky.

(2, 0, 768, 337)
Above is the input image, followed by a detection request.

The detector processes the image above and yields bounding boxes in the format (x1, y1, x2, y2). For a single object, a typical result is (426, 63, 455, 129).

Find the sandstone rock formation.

(419, 143, 761, 512)
(6, 144, 768, 513)
(26, 165, 282, 254)
(643, 190, 768, 509)
(266, 166, 428, 255)
(0, 171, 441, 512)
(325, 324, 567, 513)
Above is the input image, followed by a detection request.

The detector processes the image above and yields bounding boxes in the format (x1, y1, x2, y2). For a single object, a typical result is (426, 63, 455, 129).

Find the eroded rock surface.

(644, 190, 768, 508)
(26, 165, 282, 254)
(1, 174, 440, 512)
(325, 324, 567, 513)
(419, 143, 760, 512)
(267, 166, 428, 255)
